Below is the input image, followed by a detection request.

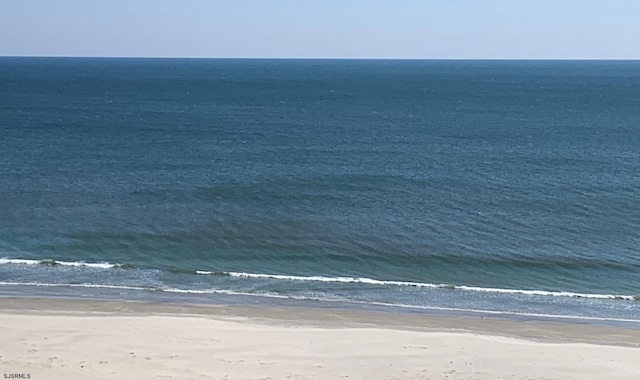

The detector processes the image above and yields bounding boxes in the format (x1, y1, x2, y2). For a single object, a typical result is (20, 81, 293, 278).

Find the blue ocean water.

(1, 58, 639, 321)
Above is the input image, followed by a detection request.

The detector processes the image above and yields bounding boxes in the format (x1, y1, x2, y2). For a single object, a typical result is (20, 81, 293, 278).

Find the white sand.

(1, 298, 639, 380)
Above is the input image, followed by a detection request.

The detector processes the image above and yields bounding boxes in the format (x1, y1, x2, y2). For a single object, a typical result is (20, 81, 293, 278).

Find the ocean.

(1, 58, 639, 322)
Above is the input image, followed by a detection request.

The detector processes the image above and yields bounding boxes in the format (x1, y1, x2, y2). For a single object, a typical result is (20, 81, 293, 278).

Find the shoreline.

(3, 259, 639, 326)
(2, 296, 640, 346)
(1, 296, 640, 379)
(2, 287, 640, 328)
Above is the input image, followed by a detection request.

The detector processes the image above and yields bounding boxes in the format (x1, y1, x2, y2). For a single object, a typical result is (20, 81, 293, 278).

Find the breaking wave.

(0, 257, 132, 269)
(196, 270, 638, 301)
(0, 280, 638, 324)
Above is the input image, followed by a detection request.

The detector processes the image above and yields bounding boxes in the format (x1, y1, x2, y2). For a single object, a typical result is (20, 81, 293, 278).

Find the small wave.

(349, 300, 640, 324)
(196, 270, 442, 287)
(0, 281, 638, 324)
(0, 281, 291, 299)
(196, 270, 637, 301)
(0, 281, 149, 291)
(195, 270, 229, 276)
(0, 257, 131, 269)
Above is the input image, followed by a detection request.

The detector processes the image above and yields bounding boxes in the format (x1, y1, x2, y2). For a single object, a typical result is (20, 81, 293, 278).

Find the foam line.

(0, 257, 123, 269)
(0, 281, 638, 324)
(196, 270, 637, 301)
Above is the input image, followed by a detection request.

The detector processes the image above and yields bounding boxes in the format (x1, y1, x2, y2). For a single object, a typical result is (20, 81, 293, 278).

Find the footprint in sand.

(44, 356, 58, 368)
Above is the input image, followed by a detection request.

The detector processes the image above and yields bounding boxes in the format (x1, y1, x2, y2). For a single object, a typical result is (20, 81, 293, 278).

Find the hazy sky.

(1, 0, 639, 59)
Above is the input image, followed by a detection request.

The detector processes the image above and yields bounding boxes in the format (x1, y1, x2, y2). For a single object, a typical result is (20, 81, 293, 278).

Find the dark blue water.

(1, 58, 639, 321)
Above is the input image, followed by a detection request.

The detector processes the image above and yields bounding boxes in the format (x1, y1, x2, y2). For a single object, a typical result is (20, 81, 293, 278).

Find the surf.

(195, 270, 638, 301)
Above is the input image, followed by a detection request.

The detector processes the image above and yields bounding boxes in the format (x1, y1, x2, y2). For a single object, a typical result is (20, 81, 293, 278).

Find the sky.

(1, 0, 639, 59)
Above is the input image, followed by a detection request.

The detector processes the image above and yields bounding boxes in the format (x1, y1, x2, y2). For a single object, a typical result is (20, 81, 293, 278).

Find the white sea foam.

(196, 270, 637, 301)
(0, 281, 294, 299)
(0, 258, 41, 265)
(0, 281, 638, 324)
(0, 257, 121, 269)
(160, 287, 293, 298)
(0, 281, 148, 291)
(348, 300, 640, 324)
(195, 270, 216, 275)
(1, 257, 635, 301)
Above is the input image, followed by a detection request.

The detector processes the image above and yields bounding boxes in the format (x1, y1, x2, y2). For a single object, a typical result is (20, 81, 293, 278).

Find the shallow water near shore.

(1, 58, 639, 322)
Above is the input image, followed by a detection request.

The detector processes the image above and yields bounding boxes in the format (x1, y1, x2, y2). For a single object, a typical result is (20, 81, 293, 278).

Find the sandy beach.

(0, 297, 639, 380)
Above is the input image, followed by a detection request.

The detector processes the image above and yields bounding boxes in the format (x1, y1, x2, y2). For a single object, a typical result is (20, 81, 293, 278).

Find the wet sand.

(1, 297, 639, 379)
